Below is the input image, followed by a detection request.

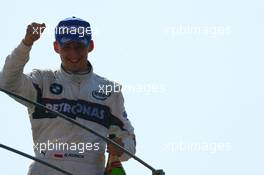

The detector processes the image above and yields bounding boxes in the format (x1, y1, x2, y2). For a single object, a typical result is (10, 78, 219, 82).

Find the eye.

(74, 45, 85, 50)
(61, 43, 86, 51)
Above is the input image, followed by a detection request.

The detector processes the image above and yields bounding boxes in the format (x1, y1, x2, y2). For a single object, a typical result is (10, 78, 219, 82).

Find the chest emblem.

(50, 83, 63, 95)
(92, 90, 111, 101)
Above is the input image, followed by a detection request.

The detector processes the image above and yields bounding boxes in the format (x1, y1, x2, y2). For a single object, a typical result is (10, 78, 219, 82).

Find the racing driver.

(0, 17, 136, 175)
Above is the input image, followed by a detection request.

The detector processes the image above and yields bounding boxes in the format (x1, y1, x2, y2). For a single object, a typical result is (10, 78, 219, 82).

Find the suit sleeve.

(108, 89, 136, 161)
(0, 41, 42, 108)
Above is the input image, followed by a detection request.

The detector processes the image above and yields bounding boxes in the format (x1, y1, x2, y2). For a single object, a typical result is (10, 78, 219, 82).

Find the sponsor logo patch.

(50, 83, 63, 95)
(92, 90, 111, 101)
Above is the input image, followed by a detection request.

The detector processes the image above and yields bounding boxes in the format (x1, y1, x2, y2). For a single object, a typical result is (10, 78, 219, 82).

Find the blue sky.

(0, 0, 264, 174)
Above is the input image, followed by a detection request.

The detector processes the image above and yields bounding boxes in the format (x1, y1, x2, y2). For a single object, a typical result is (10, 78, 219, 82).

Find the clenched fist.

(23, 23, 46, 46)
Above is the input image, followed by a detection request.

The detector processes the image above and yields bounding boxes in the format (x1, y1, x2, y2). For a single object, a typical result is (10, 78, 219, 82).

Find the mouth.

(67, 57, 81, 64)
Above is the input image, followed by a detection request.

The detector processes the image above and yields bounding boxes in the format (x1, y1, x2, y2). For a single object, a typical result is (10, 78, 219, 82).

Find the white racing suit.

(0, 41, 136, 175)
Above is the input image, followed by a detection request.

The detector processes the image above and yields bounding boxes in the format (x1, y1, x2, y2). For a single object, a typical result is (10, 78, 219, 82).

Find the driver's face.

(58, 41, 89, 72)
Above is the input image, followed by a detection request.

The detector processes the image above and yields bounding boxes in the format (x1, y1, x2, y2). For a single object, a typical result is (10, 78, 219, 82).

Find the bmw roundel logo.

(50, 83, 63, 95)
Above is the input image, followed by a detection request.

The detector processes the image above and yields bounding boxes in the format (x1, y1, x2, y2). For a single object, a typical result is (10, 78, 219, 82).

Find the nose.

(67, 47, 80, 58)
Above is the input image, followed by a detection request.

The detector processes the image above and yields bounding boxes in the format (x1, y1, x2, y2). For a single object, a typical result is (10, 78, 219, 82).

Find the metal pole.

(0, 143, 73, 175)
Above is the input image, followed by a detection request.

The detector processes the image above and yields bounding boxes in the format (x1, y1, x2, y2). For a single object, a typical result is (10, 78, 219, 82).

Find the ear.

(88, 40, 94, 53)
(53, 41, 60, 54)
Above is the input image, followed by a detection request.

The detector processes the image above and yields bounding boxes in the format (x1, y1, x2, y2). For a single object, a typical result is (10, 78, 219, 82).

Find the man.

(0, 17, 136, 175)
